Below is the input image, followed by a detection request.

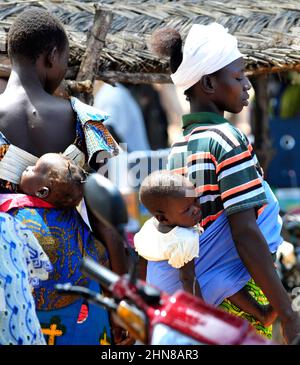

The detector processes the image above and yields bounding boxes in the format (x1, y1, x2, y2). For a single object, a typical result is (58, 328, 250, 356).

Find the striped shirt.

(168, 112, 267, 229)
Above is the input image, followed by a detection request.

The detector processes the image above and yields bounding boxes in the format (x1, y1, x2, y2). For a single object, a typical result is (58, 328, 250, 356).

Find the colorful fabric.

(0, 213, 52, 345)
(0, 98, 117, 344)
(0, 193, 53, 212)
(37, 281, 111, 345)
(71, 96, 120, 168)
(9, 207, 108, 310)
(7, 202, 112, 345)
(219, 279, 272, 339)
(168, 112, 267, 229)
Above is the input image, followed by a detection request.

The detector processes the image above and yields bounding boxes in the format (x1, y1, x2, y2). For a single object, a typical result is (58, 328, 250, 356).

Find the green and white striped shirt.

(168, 112, 267, 229)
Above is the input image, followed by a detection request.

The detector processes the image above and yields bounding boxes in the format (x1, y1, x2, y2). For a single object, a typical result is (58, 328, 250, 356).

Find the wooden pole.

(76, 6, 113, 104)
(250, 74, 274, 175)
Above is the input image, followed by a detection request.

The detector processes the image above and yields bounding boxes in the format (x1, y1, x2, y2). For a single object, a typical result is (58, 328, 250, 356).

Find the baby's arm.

(228, 287, 277, 327)
(180, 260, 202, 298)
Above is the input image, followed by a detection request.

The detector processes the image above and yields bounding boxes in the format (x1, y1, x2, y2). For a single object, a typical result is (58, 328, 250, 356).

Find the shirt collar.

(182, 112, 228, 129)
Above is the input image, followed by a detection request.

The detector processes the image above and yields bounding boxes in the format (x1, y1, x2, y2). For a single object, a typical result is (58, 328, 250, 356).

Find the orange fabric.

(221, 178, 262, 200)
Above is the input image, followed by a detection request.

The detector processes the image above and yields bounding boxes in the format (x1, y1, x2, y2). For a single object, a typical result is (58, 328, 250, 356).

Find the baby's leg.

(228, 287, 277, 327)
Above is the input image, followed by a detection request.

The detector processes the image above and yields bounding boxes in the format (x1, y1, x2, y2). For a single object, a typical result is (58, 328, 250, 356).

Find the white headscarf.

(171, 22, 243, 92)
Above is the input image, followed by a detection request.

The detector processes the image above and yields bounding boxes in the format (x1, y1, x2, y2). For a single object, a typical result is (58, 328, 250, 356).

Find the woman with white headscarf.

(147, 23, 300, 344)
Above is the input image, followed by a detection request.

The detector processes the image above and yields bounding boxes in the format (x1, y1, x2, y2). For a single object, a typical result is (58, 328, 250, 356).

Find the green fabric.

(182, 112, 228, 129)
(219, 279, 272, 339)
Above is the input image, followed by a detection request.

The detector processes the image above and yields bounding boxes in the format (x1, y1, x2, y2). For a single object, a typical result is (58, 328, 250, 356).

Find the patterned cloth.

(0, 213, 52, 345)
(219, 279, 272, 339)
(71, 97, 120, 168)
(168, 112, 268, 229)
(0, 98, 118, 344)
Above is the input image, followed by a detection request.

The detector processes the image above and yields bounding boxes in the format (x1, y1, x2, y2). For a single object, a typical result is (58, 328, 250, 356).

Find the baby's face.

(161, 196, 202, 228)
(20, 154, 67, 196)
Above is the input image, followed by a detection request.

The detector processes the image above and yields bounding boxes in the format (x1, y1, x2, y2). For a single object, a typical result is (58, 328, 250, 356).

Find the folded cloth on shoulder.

(134, 217, 200, 269)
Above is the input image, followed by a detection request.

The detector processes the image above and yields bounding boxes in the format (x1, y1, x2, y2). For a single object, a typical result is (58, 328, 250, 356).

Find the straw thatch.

(1, 0, 300, 83)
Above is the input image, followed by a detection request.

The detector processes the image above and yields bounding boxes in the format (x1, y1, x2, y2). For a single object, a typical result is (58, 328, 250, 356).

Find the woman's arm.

(180, 260, 202, 298)
(228, 207, 300, 344)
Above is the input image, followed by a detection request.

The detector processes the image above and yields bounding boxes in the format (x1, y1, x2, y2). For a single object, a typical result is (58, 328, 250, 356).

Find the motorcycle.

(56, 173, 273, 345)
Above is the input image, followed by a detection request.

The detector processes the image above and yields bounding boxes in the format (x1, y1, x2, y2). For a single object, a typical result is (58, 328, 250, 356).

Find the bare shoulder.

(0, 92, 76, 154)
(0, 92, 27, 129)
(43, 94, 74, 123)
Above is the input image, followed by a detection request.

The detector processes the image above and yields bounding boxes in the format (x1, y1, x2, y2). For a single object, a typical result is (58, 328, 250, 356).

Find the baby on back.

(19, 153, 86, 209)
(134, 170, 277, 327)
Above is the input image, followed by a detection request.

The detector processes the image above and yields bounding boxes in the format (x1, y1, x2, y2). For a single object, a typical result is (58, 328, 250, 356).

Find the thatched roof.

(1, 0, 300, 83)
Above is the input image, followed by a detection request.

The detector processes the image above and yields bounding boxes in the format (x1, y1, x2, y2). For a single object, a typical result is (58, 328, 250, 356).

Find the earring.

(35, 187, 49, 199)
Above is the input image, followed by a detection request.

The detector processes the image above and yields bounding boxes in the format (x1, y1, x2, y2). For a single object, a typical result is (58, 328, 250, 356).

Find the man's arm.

(180, 260, 202, 298)
(228, 208, 300, 344)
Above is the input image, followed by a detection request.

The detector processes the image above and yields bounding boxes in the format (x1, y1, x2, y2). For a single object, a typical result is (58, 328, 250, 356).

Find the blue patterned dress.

(0, 213, 52, 345)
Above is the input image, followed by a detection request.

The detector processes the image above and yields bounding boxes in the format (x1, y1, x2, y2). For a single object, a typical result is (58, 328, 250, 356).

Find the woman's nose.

(244, 77, 252, 91)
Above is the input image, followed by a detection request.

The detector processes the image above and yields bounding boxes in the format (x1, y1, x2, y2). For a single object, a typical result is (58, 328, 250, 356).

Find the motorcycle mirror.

(84, 173, 128, 233)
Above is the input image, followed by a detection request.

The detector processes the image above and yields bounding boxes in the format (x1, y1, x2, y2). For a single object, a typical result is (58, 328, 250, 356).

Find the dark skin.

(0, 43, 127, 272)
(188, 57, 300, 343)
(0, 42, 129, 342)
(0, 48, 75, 156)
(148, 193, 203, 297)
(150, 193, 276, 325)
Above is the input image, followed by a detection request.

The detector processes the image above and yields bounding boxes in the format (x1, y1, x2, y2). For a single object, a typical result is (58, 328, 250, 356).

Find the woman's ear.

(45, 46, 58, 68)
(200, 75, 216, 94)
(35, 187, 50, 199)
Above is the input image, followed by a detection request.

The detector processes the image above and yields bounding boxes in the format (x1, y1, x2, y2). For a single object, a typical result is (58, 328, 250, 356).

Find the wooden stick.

(76, 7, 113, 83)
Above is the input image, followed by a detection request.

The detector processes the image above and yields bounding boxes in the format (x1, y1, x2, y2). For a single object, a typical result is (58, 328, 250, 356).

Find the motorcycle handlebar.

(81, 257, 119, 288)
